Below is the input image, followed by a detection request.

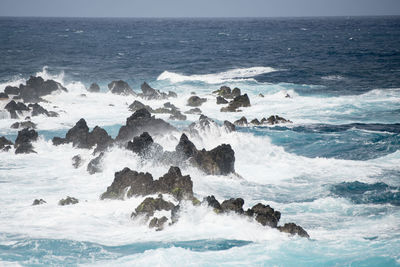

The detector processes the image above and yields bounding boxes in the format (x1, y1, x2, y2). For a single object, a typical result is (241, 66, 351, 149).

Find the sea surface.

(0, 16, 400, 266)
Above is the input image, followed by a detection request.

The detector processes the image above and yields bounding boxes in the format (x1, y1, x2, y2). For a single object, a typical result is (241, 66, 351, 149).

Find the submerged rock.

(261, 115, 292, 125)
(187, 96, 207, 107)
(19, 76, 67, 103)
(32, 199, 47, 205)
(58, 196, 79, 206)
(14, 128, 38, 154)
(88, 83, 100, 93)
(108, 80, 135, 95)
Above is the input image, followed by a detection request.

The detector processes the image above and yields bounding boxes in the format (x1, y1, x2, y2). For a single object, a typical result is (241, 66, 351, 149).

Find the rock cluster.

(14, 128, 38, 154)
(220, 94, 251, 112)
(58, 196, 79, 206)
(138, 82, 177, 100)
(5, 100, 58, 119)
(87, 83, 100, 93)
(18, 76, 67, 103)
(234, 115, 292, 126)
(213, 86, 241, 99)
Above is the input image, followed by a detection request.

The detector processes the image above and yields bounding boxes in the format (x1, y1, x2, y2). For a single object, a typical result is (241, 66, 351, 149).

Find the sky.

(0, 0, 400, 18)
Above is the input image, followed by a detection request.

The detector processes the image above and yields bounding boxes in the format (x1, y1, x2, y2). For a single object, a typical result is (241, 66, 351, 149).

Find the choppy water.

(0, 16, 399, 266)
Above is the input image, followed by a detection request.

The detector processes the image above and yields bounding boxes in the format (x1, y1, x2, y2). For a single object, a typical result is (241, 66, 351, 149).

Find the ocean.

(0, 16, 399, 266)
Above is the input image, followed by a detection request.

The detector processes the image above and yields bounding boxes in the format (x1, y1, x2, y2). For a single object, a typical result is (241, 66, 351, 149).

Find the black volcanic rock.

(234, 117, 248, 126)
(128, 100, 153, 113)
(261, 115, 292, 125)
(139, 82, 171, 100)
(187, 96, 207, 107)
(108, 80, 135, 95)
(88, 83, 100, 93)
(58, 196, 79, 206)
(278, 223, 310, 238)
(213, 86, 241, 99)
(216, 96, 228, 104)
(247, 203, 281, 228)
(115, 108, 176, 142)
(221, 94, 251, 112)
(203, 195, 222, 212)
(4, 86, 20, 95)
(32, 199, 46, 205)
(19, 76, 67, 103)
(149, 216, 168, 230)
(10, 121, 37, 129)
(5, 100, 29, 119)
(221, 198, 244, 214)
(155, 166, 193, 201)
(72, 154, 83, 168)
(28, 103, 58, 117)
(223, 120, 236, 132)
(184, 108, 202, 115)
(132, 195, 175, 218)
(14, 128, 38, 154)
(0, 136, 13, 152)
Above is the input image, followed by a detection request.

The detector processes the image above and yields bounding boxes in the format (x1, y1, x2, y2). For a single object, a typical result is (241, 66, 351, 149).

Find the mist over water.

(0, 17, 400, 266)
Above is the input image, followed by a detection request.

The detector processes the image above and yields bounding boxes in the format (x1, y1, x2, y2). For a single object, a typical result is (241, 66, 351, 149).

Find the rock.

(149, 216, 169, 230)
(163, 102, 178, 110)
(108, 80, 135, 95)
(223, 120, 236, 132)
(14, 128, 38, 154)
(4, 86, 20, 95)
(19, 76, 67, 103)
(58, 196, 79, 206)
(72, 154, 83, 168)
(187, 96, 207, 107)
(247, 203, 281, 228)
(28, 103, 58, 117)
(285, 93, 291, 98)
(139, 82, 171, 100)
(87, 152, 104, 174)
(88, 83, 100, 93)
(259, 93, 264, 98)
(5, 100, 29, 119)
(191, 92, 196, 95)
(184, 108, 202, 115)
(133, 195, 175, 218)
(52, 119, 113, 149)
(216, 96, 228, 104)
(155, 166, 193, 201)
(175, 133, 198, 159)
(221, 198, 244, 214)
(0, 92, 8, 99)
(101, 168, 155, 199)
(168, 91, 178, 98)
(171, 205, 181, 224)
(0, 136, 13, 152)
(10, 121, 37, 129)
(261, 115, 292, 125)
(186, 115, 218, 137)
(203, 195, 222, 212)
(169, 112, 186, 121)
(213, 86, 241, 99)
(220, 94, 251, 112)
(250, 119, 261, 125)
(278, 223, 310, 238)
(231, 88, 241, 98)
(128, 100, 154, 113)
(32, 199, 46, 205)
(127, 132, 154, 155)
(115, 108, 176, 142)
(234, 117, 248, 126)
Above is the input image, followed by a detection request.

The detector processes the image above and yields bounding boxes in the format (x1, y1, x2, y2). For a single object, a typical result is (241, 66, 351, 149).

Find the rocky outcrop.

(5, 100, 29, 119)
(11, 121, 37, 129)
(184, 108, 202, 115)
(28, 103, 58, 117)
(234, 117, 248, 126)
(19, 76, 67, 103)
(14, 128, 38, 154)
(58, 196, 79, 206)
(213, 86, 241, 99)
(52, 119, 113, 150)
(261, 115, 292, 125)
(128, 100, 153, 113)
(126, 132, 163, 159)
(32, 199, 47, 205)
(138, 82, 177, 100)
(101, 166, 193, 201)
(278, 223, 310, 238)
(187, 96, 207, 107)
(4, 86, 20, 95)
(221, 198, 244, 214)
(87, 152, 104, 174)
(0, 136, 13, 152)
(246, 203, 281, 228)
(223, 120, 236, 132)
(220, 94, 251, 112)
(132, 195, 175, 218)
(115, 108, 176, 142)
(216, 96, 228, 104)
(108, 80, 135, 95)
(250, 119, 261, 125)
(88, 83, 100, 93)
(0, 92, 8, 99)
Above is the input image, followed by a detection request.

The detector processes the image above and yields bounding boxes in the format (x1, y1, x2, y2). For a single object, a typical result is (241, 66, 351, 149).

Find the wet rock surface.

(138, 82, 176, 100)
(14, 128, 38, 154)
(0, 136, 13, 152)
(32, 199, 47, 206)
(187, 96, 207, 107)
(213, 86, 241, 99)
(18, 76, 67, 103)
(58, 196, 79, 206)
(88, 83, 100, 93)
(10, 121, 37, 129)
(108, 80, 135, 95)
(220, 94, 251, 112)
(5, 100, 29, 119)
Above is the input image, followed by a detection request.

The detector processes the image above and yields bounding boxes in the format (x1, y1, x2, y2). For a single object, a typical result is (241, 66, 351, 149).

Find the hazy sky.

(1, 0, 399, 17)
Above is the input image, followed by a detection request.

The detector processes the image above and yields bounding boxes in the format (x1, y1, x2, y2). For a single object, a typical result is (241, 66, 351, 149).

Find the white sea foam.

(157, 67, 277, 84)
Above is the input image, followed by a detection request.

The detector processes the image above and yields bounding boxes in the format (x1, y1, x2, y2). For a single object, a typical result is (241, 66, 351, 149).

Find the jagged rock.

(0, 136, 13, 152)
(28, 103, 58, 117)
(164, 102, 178, 110)
(0, 92, 8, 99)
(259, 93, 264, 98)
(72, 155, 83, 168)
(19, 76, 67, 103)
(278, 223, 309, 238)
(149, 216, 169, 230)
(11, 121, 37, 129)
(88, 83, 100, 93)
(87, 152, 104, 174)
(132, 195, 175, 218)
(213, 86, 241, 99)
(231, 88, 241, 98)
(261, 115, 292, 125)
(175, 133, 198, 159)
(247, 203, 281, 228)
(101, 166, 193, 201)
(32, 199, 46, 205)
(14, 128, 38, 154)
(168, 91, 177, 98)
(58, 196, 79, 206)
(4, 86, 20, 95)
(250, 119, 261, 125)
(234, 117, 248, 126)
(186, 115, 218, 137)
(52, 119, 113, 149)
(128, 100, 153, 113)
(187, 96, 207, 107)
(184, 108, 202, 115)
(285, 93, 291, 98)
(139, 82, 172, 100)
(203, 195, 222, 212)
(220, 94, 251, 112)
(5, 100, 29, 119)
(216, 96, 228, 104)
(223, 121, 236, 132)
(115, 108, 176, 142)
(221, 198, 244, 214)
(108, 80, 135, 95)
(127, 132, 154, 154)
